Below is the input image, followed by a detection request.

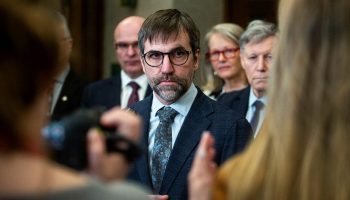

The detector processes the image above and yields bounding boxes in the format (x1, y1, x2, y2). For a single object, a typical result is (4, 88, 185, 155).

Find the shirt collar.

(121, 70, 147, 88)
(152, 83, 197, 117)
(248, 86, 267, 107)
(55, 66, 70, 84)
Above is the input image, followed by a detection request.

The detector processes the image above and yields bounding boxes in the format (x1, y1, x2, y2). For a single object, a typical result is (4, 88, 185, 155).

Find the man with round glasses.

(142, 48, 191, 67)
(127, 9, 252, 200)
(81, 16, 152, 109)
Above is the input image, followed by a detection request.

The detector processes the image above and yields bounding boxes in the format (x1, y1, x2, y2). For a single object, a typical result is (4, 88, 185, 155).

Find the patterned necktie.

(151, 106, 178, 193)
(127, 81, 140, 107)
(250, 100, 265, 136)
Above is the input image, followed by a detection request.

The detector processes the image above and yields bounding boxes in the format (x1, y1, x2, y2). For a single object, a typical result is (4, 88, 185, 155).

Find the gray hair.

(240, 20, 277, 51)
(205, 23, 244, 48)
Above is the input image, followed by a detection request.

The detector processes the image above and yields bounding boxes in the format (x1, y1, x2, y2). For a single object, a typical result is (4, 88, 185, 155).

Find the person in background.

(189, 0, 350, 199)
(50, 11, 88, 121)
(218, 20, 278, 137)
(81, 16, 152, 109)
(127, 9, 251, 200)
(202, 23, 248, 99)
(0, 1, 150, 199)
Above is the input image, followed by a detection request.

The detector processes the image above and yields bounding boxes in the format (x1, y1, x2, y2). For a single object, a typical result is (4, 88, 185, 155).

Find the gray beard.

(153, 84, 186, 103)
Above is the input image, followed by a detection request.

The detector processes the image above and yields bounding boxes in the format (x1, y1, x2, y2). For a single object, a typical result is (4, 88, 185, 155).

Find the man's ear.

(140, 56, 146, 73)
(240, 53, 247, 71)
(193, 48, 200, 70)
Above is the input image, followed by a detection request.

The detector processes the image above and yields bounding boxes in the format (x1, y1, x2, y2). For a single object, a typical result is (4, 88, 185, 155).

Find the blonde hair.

(217, 0, 350, 199)
(202, 23, 244, 94)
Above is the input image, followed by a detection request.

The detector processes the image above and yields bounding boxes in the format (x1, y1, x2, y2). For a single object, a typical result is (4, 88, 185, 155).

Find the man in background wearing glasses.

(127, 9, 252, 200)
(218, 20, 278, 138)
(81, 16, 152, 109)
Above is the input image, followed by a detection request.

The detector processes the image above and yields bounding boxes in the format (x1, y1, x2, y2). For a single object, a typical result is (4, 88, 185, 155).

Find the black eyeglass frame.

(141, 49, 192, 67)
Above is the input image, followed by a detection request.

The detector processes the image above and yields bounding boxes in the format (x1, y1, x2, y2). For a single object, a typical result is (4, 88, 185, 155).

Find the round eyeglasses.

(142, 48, 191, 67)
(205, 47, 239, 61)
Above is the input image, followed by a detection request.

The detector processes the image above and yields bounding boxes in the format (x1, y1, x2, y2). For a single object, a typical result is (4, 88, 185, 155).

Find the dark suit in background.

(51, 68, 88, 121)
(128, 89, 252, 200)
(81, 72, 152, 110)
(217, 86, 250, 118)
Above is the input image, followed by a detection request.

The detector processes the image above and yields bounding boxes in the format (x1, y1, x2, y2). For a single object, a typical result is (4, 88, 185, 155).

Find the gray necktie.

(151, 106, 178, 193)
(250, 100, 265, 136)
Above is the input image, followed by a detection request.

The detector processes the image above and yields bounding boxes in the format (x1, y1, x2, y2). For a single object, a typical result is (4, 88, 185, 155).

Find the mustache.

(153, 75, 185, 85)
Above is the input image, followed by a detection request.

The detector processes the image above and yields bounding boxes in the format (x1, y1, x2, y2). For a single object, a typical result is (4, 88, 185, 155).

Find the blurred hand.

(87, 107, 141, 182)
(188, 131, 217, 200)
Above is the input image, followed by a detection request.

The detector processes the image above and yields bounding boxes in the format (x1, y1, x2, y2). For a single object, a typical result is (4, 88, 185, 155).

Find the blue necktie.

(250, 100, 265, 136)
(151, 106, 178, 193)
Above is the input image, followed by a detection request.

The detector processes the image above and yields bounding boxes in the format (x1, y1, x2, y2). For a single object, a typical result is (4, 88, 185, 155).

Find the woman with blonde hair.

(202, 23, 248, 99)
(189, 0, 350, 199)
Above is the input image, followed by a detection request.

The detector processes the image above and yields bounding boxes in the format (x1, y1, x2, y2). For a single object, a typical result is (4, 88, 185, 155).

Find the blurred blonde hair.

(217, 0, 350, 199)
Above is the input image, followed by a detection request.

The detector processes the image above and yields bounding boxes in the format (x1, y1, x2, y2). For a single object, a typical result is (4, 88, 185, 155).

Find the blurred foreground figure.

(189, 0, 350, 199)
(0, 1, 150, 199)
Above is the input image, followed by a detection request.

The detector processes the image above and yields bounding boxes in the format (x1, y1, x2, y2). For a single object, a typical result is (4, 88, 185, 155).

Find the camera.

(43, 107, 143, 170)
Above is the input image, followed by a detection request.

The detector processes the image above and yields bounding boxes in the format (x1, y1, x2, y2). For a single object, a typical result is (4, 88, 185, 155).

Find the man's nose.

(127, 45, 137, 56)
(160, 55, 175, 74)
(256, 56, 267, 71)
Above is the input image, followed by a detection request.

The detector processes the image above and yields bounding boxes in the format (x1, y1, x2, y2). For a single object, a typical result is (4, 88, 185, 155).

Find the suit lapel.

(53, 69, 85, 119)
(54, 69, 74, 114)
(160, 90, 214, 193)
(132, 96, 153, 186)
(145, 85, 153, 98)
(109, 74, 122, 107)
(239, 86, 250, 115)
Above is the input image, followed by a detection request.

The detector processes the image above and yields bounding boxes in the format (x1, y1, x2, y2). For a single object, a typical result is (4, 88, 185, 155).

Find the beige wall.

(103, 0, 224, 86)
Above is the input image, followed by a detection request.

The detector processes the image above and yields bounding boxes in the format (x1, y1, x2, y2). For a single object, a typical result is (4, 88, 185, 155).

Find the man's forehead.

(144, 32, 190, 48)
(244, 37, 275, 52)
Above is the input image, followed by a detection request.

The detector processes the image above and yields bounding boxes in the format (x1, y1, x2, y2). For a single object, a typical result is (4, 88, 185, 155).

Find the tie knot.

(157, 107, 178, 123)
(128, 81, 140, 90)
(253, 100, 264, 110)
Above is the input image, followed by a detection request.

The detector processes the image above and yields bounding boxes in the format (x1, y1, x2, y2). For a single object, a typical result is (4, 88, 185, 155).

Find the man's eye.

(116, 43, 128, 49)
(172, 50, 187, 57)
(248, 56, 257, 60)
(265, 54, 273, 61)
(147, 52, 162, 59)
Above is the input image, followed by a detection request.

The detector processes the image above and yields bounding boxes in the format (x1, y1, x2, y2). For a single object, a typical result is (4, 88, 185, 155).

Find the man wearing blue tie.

(218, 20, 278, 137)
(127, 9, 252, 200)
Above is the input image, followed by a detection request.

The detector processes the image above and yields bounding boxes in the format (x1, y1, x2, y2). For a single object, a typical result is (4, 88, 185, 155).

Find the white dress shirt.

(120, 70, 148, 108)
(245, 87, 267, 137)
(148, 84, 197, 166)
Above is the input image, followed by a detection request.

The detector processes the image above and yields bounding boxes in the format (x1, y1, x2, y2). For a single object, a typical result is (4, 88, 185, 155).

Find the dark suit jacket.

(128, 88, 252, 200)
(217, 86, 250, 118)
(81, 72, 152, 110)
(51, 69, 88, 121)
